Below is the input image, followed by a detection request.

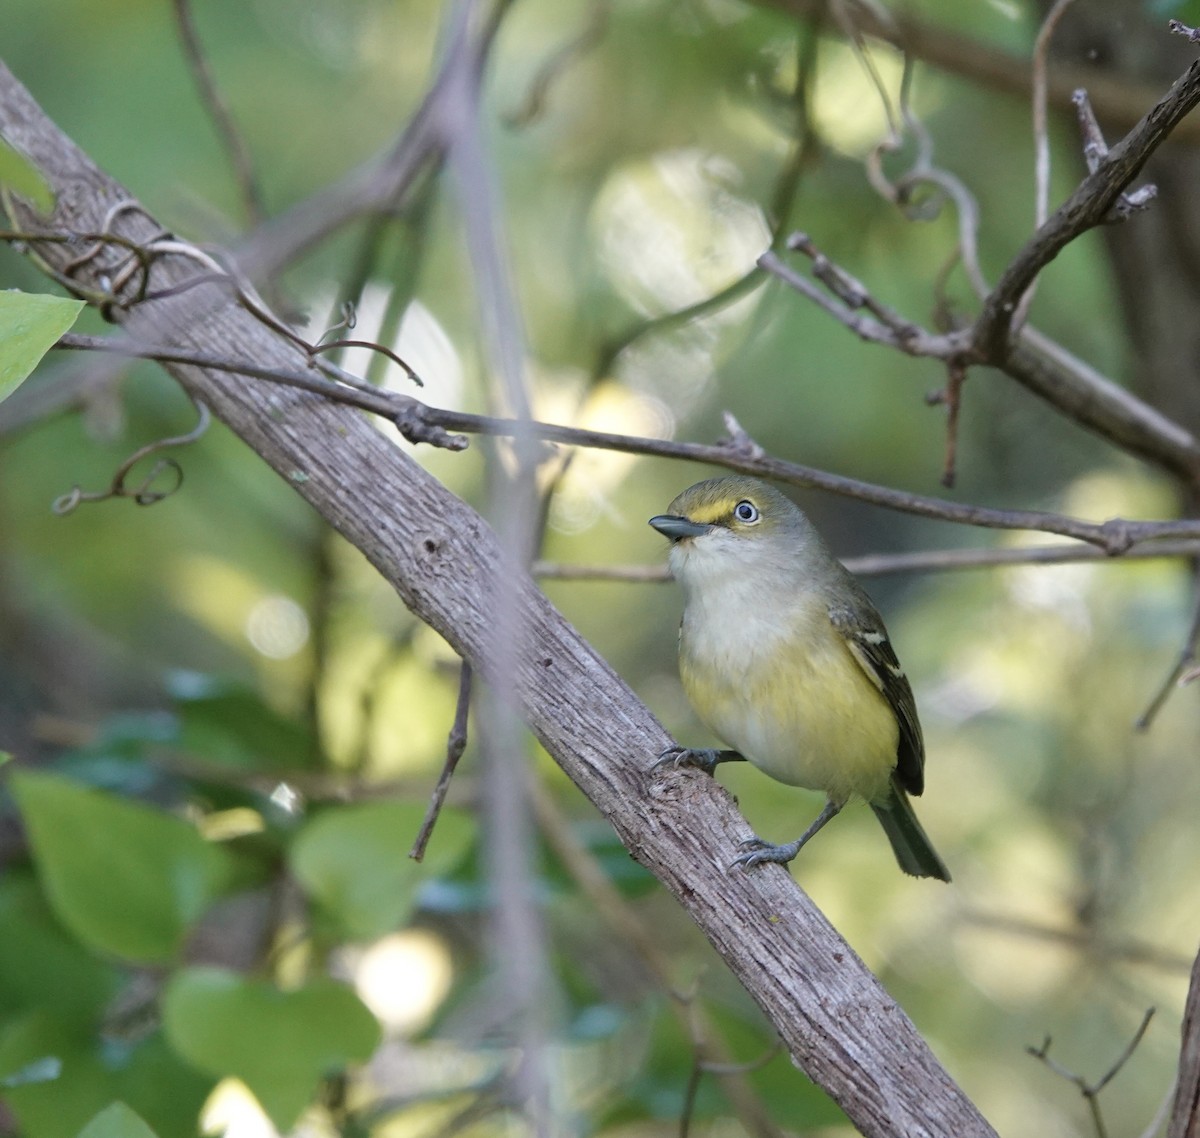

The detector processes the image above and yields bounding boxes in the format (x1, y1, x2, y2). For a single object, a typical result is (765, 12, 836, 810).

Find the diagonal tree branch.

(0, 58, 997, 1138)
(973, 55, 1200, 363)
(1169, 946, 1200, 1138)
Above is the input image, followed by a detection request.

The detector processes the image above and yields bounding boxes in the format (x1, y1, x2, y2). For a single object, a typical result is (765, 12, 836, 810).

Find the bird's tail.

(870, 779, 951, 882)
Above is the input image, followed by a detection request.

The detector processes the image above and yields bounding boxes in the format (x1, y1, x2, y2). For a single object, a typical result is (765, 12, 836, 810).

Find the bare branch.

(758, 247, 961, 358)
(1017, 0, 1080, 337)
(763, 216, 1200, 482)
(170, 0, 267, 227)
(1168, 945, 1200, 1138)
(1170, 20, 1200, 47)
(504, 0, 610, 128)
(534, 539, 1200, 584)
(1136, 578, 1200, 731)
(1032, 1, 1081, 231)
(410, 661, 473, 862)
(1028, 1008, 1156, 1138)
(756, 0, 1200, 143)
(47, 331, 1200, 552)
(973, 56, 1200, 364)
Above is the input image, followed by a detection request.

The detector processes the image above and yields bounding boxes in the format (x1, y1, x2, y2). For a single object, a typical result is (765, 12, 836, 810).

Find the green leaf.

(162, 968, 380, 1130)
(10, 771, 235, 964)
(0, 1012, 210, 1138)
(290, 801, 473, 939)
(168, 672, 319, 770)
(76, 1103, 160, 1138)
(0, 872, 118, 1024)
(0, 138, 53, 211)
(0, 290, 84, 404)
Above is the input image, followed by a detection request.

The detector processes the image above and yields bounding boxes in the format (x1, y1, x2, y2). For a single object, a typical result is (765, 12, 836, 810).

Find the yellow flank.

(679, 597, 899, 805)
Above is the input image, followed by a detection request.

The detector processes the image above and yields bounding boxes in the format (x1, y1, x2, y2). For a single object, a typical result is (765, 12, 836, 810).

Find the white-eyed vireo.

(649, 476, 950, 882)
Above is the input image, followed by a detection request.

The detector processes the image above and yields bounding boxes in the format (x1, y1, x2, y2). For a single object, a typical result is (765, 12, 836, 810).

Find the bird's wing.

(828, 604, 925, 796)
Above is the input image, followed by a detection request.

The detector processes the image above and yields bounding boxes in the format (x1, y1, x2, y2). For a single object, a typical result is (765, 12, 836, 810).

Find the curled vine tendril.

(52, 400, 211, 514)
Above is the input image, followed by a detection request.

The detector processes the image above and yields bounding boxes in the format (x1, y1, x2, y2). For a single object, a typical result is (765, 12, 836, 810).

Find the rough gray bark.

(1170, 947, 1200, 1138)
(0, 60, 996, 1138)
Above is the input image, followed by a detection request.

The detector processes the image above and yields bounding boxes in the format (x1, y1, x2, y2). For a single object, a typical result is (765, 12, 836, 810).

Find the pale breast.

(678, 595, 899, 804)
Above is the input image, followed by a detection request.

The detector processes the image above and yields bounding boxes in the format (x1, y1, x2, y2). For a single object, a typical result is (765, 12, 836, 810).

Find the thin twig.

(1096, 1009, 1157, 1094)
(170, 0, 267, 227)
(762, 228, 1200, 482)
(1136, 578, 1200, 731)
(756, 0, 1200, 142)
(308, 338, 423, 387)
(594, 269, 766, 379)
(49, 332, 1200, 552)
(1016, 0, 1079, 337)
(1027, 1008, 1156, 1138)
(929, 359, 967, 488)
(1032, 0, 1079, 230)
(534, 538, 1200, 584)
(410, 662, 473, 861)
(504, 0, 611, 127)
(759, 247, 958, 357)
(831, 1, 902, 145)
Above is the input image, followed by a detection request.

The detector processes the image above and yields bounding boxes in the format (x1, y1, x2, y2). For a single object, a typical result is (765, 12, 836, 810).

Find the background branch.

(756, 0, 1200, 143)
(170, 0, 267, 227)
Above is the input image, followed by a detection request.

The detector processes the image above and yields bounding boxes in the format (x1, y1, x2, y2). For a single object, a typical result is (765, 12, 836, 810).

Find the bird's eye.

(733, 500, 760, 524)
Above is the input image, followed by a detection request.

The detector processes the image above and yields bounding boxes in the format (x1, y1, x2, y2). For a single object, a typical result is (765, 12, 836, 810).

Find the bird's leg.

(732, 799, 843, 870)
(652, 747, 745, 776)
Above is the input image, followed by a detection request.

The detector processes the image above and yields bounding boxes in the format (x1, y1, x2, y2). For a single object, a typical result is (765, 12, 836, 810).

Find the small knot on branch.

(717, 412, 765, 460)
(1097, 518, 1135, 555)
(392, 402, 469, 450)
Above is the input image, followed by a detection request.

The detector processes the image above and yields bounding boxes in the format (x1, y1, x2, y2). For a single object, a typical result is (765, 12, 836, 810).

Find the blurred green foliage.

(2, 0, 1199, 1136)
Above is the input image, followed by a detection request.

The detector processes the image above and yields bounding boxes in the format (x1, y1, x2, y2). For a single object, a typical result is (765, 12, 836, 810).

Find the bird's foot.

(730, 836, 803, 871)
(652, 746, 727, 775)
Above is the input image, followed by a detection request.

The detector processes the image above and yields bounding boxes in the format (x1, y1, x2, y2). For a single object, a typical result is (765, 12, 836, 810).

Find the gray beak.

(649, 514, 710, 540)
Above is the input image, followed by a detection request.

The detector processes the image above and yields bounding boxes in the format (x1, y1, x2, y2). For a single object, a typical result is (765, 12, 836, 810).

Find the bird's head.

(649, 476, 818, 589)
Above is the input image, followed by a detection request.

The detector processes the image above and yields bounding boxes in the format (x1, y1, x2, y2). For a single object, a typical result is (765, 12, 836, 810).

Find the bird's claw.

(652, 746, 722, 775)
(730, 837, 799, 872)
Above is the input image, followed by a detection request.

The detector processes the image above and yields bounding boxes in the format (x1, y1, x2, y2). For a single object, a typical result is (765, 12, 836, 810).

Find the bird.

(648, 475, 950, 881)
